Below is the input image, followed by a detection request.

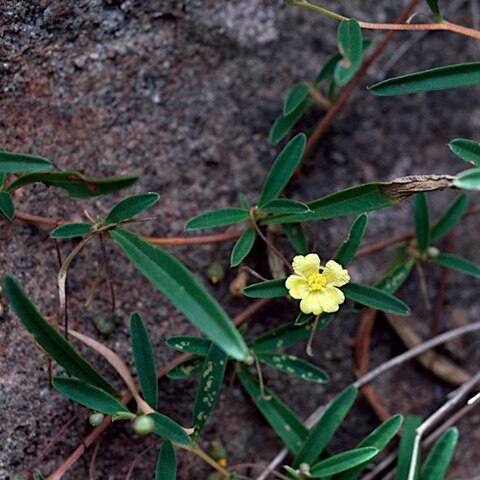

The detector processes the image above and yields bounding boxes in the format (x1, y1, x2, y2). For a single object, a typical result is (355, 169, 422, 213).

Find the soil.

(1, 1, 479, 479)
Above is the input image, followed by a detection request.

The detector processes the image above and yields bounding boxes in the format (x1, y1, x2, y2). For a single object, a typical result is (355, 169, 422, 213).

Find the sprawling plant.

(3, 1, 480, 479)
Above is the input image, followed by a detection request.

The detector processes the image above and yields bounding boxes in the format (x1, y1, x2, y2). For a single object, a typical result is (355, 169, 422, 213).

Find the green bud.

(206, 261, 224, 284)
(427, 246, 440, 259)
(132, 415, 155, 435)
(89, 412, 105, 427)
(206, 440, 227, 461)
(92, 312, 115, 335)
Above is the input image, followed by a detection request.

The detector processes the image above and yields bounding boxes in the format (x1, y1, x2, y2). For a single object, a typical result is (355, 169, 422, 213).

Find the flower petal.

(285, 275, 309, 299)
(323, 260, 350, 287)
(292, 253, 321, 279)
(300, 286, 345, 315)
(300, 291, 324, 315)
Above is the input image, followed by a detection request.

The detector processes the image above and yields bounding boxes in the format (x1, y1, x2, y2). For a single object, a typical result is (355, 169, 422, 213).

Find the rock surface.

(1, 0, 479, 478)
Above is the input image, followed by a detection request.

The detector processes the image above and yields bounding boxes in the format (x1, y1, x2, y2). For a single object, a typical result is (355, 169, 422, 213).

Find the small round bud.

(206, 440, 227, 462)
(299, 463, 311, 474)
(427, 246, 440, 259)
(207, 261, 225, 284)
(132, 415, 155, 435)
(92, 312, 115, 335)
(89, 412, 105, 427)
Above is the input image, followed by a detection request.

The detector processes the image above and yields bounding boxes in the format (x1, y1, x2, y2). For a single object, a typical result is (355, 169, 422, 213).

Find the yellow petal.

(323, 260, 350, 287)
(285, 275, 309, 299)
(321, 286, 345, 312)
(300, 286, 345, 315)
(292, 253, 321, 279)
(300, 291, 324, 315)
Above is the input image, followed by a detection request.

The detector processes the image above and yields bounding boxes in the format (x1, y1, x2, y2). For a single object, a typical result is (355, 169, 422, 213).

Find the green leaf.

(105, 192, 160, 224)
(243, 278, 288, 298)
(335, 19, 364, 85)
(259, 133, 307, 207)
(52, 377, 128, 415)
(425, 0, 442, 20)
(260, 198, 310, 215)
(284, 83, 310, 116)
(249, 315, 333, 352)
(430, 193, 469, 242)
(449, 139, 480, 166)
(453, 167, 480, 190)
(50, 223, 92, 239)
(283, 223, 309, 255)
(192, 344, 228, 439)
(239, 192, 250, 209)
(166, 336, 211, 356)
(111, 228, 249, 361)
(0, 150, 52, 173)
(336, 414, 404, 480)
(263, 183, 397, 225)
(310, 447, 379, 477)
(257, 353, 329, 384)
(395, 415, 423, 480)
(3, 275, 115, 394)
(269, 98, 312, 145)
(156, 441, 176, 480)
(333, 214, 368, 267)
(167, 357, 204, 380)
(230, 227, 256, 267)
(414, 193, 430, 253)
(238, 368, 307, 455)
(433, 253, 480, 278)
(5, 170, 139, 198)
(130, 312, 158, 410)
(420, 427, 459, 480)
(369, 62, 480, 96)
(185, 208, 249, 231)
(0, 191, 14, 220)
(343, 282, 411, 315)
(149, 412, 191, 446)
(293, 386, 358, 467)
(375, 259, 415, 295)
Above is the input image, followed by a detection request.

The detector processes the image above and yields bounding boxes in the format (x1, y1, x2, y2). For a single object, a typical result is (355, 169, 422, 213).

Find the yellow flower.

(285, 253, 350, 315)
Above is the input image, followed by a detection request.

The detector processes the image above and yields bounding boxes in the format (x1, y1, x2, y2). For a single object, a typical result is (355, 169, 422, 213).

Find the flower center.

(307, 272, 327, 291)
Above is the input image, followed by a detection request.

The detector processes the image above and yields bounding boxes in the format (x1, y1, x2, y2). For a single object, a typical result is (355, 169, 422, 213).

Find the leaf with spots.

(192, 344, 228, 439)
(166, 336, 212, 356)
(167, 357, 205, 380)
(256, 353, 329, 384)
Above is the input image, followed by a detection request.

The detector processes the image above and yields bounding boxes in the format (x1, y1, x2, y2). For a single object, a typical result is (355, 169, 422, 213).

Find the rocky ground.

(1, 0, 479, 478)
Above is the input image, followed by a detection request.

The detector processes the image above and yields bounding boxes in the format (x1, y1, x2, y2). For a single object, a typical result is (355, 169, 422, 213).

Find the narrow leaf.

(185, 208, 249, 230)
(453, 167, 480, 190)
(112, 228, 249, 361)
(249, 315, 333, 352)
(5, 171, 139, 197)
(343, 282, 411, 316)
(260, 198, 310, 215)
(106, 192, 160, 224)
(167, 357, 204, 380)
(52, 377, 128, 415)
(284, 83, 310, 116)
(257, 353, 329, 384)
(243, 278, 288, 298)
(420, 428, 459, 480)
(293, 386, 358, 467)
(449, 138, 480, 166)
(310, 447, 379, 477)
(269, 99, 311, 145)
(130, 312, 158, 410)
(333, 214, 368, 267)
(430, 193, 469, 242)
(370, 62, 480, 96)
(0, 150, 52, 173)
(192, 344, 228, 439)
(425, 0, 442, 19)
(0, 192, 14, 220)
(395, 415, 423, 480)
(3, 275, 115, 394)
(238, 368, 307, 454)
(149, 412, 191, 446)
(336, 414, 404, 480)
(335, 19, 364, 85)
(414, 193, 430, 253)
(156, 441, 176, 480)
(375, 259, 415, 294)
(433, 253, 480, 278)
(230, 227, 256, 267)
(166, 336, 211, 356)
(283, 223, 309, 255)
(259, 133, 307, 207)
(50, 223, 92, 239)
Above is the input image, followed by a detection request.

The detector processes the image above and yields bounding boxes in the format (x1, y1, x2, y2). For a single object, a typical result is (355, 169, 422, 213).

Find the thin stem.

(254, 354, 272, 401)
(187, 446, 232, 477)
(306, 314, 320, 357)
(286, 0, 347, 21)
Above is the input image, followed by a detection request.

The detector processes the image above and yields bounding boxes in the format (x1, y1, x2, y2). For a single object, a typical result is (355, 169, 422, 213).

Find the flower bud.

(132, 415, 155, 435)
(89, 412, 105, 427)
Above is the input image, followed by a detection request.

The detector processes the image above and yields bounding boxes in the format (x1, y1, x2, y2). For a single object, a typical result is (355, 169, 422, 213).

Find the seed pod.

(132, 415, 155, 435)
(92, 312, 115, 335)
(206, 440, 227, 466)
(89, 412, 105, 427)
(206, 261, 225, 284)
